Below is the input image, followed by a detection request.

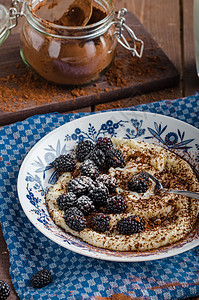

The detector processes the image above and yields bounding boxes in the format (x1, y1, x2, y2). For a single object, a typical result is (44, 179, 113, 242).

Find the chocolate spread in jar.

(20, 0, 116, 85)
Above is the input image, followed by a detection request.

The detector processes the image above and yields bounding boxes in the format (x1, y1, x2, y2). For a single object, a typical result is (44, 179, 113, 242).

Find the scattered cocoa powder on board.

(0, 37, 167, 113)
(0, 65, 99, 112)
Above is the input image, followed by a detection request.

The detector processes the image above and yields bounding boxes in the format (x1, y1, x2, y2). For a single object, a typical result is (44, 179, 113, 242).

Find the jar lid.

(0, 4, 10, 46)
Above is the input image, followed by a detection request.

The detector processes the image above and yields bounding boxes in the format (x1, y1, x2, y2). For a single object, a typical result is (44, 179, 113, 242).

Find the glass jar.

(0, 0, 144, 85)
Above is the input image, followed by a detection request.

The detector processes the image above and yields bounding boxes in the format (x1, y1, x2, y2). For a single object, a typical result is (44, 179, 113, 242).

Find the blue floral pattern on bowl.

(18, 111, 199, 262)
(145, 122, 195, 151)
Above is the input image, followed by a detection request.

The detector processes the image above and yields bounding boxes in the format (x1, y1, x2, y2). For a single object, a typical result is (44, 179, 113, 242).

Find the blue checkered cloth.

(0, 93, 199, 300)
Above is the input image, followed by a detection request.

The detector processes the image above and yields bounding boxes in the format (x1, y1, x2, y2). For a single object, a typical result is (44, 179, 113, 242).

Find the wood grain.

(183, 0, 199, 96)
(0, 12, 179, 126)
(0, 227, 18, 299)
(96, 0, 182, 111)
(0, 1, 198, 300)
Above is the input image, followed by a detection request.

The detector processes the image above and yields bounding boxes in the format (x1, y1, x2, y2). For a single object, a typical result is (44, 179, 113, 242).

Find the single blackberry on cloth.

(75, 140, 95, 162)
(105, 148, 125, 168)
(91, 213, 110, 232)
(116, 215, 143, 235)
(64, 207, 86, 231)
(76, 195, 95, 215)
(30, 269, 52, 288)
(106, 194, 126, 214)
(53, 154, 76, 173)
(88, 148, 105, 169)
(88, 182, 109, 207)
(96, 174, 118, 192)
(0, 280, 10, 300)
(80, 159, 99, 179)
(96, 137, 113, 153)
(56, 192, 77, 210)
(67, 176, 94, 196)
(128, 172, 149, 193)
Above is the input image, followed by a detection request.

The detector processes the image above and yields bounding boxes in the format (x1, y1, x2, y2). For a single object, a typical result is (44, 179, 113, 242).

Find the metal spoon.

(145, 172, 199, 200)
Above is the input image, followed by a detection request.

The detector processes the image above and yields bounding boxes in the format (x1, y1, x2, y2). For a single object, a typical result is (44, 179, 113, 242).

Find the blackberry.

(0, 280, 10, 300)
(65, 207, 84, 218)
(105, 148, 125, 168)
(67, 176, 94, 196)
(128, 172, 149, 193)
(106, 194, 126, 214)
(76, 140, 95, 162)
(64, 207, 86, 231)
(30, 269, 52, 288)
(88, 182, 109, 207)
(97, 174, 118, 192)
(116, 215, 143, 235)
(80, 159, 99, 179)
(91, 213, 110, 232)
(96, 137, 113, 153)
(56, 192, 77, 210)
(76, 195, 95, 215)
(53, 154, 76, 173)
(88, 148, 105, 169)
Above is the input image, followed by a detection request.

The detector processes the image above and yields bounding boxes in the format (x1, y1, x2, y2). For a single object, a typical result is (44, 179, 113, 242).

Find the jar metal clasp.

(9, 0, 25, 29)
(0, 0, 25, 45)
(114, 8, 144, 58)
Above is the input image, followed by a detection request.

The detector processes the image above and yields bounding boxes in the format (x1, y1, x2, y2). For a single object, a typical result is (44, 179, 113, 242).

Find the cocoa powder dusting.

(87, 7, 107, 25)
(54, 6, 107, 26)
(48, 0, 58, 10)
(106, 39, 163, 87)
(53, 7, 86, 26)
(0, 35, 166, 113)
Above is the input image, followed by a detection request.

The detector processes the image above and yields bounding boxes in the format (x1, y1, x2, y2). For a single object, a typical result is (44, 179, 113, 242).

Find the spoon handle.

(163, 189, 199, 200)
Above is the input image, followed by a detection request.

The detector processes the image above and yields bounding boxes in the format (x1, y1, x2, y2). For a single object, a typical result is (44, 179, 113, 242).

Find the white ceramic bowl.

(17, 111, 199, 262)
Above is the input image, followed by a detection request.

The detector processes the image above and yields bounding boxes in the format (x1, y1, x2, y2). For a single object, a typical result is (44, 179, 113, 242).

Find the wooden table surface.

(0, 0, 198, 299)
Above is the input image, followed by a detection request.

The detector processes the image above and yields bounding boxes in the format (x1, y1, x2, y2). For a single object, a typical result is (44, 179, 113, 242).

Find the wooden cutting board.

(0, 12, 180, 126)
